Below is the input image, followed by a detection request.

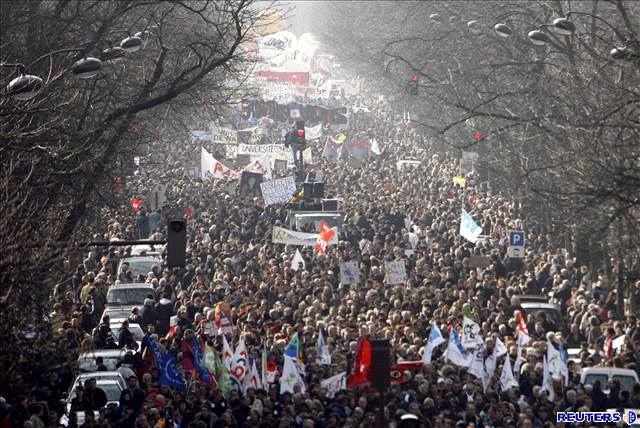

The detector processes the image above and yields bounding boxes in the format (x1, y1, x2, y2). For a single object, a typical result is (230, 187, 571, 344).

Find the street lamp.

(467, 20, 481, 34)
(120, 35, 143, 52)
(71, 57, 102, 79)
(494, 23, 512, 38)
(101, 46, 125, 63)
(3, 64, 44, 101)
(429, 13, 441, 23)
(551, 17, 576, 36)
(527, 30, 552, 46)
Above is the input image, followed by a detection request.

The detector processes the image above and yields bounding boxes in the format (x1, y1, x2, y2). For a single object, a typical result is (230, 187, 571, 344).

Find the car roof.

(110, 321, 143, 330)
(108, 282, 153, 289)
(582, 367, 638, 375)
(76, 371, 124, 380)
(521, 302, 561, 310)
(121, 256, 161, 262)
(78, 349, 126, 358)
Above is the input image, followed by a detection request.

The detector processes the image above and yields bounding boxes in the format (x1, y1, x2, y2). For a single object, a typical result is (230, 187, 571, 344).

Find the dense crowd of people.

(1, 79, 640, 428)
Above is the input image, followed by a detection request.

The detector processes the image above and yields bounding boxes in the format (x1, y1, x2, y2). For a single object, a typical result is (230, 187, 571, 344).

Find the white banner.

(272, 226, 338, 247)
(305, 124, 323, 140)
(210, 125, 238, 144)
(396, 160, 421, 170)
(339, 261, 360, 285)
(261, 176, 296, 206)
(238, 144, 290, 159)
(191, 131, 213, 144)
(385, 260, 407, 285)
(320, 372, 346, 398)
(201, 147, 239, 180)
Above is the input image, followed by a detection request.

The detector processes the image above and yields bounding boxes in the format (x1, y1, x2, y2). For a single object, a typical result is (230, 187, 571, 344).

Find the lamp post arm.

(565, 11, 630, 42)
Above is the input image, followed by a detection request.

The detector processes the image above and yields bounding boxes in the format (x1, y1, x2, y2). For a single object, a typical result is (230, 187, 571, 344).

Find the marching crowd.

(1, 83, 640, 428)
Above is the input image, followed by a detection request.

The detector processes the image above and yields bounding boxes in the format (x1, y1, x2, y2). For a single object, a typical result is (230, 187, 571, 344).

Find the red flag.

(517, 311, 529, 335)
(184, 207, 193, 218)
(473, 132, 482, 141)
(347, 338, 371, 387)
(315, 220, 335, 253)
(131, 198, 142, 212)
(390, 360, 424, 383)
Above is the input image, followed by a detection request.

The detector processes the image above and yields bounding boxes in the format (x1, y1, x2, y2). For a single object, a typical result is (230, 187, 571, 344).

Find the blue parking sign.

(509, 231, 525, 248)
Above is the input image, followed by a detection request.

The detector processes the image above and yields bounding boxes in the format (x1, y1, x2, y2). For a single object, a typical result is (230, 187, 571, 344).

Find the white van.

(581, 367, 639, 393)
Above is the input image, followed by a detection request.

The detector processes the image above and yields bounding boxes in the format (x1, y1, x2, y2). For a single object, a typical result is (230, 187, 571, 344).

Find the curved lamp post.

(101, 46, 125, 62)
(467, 20, 481, 34)
(3, 64, 44, 101)
(551, 17, 576, 35)
(120, 35, 143, 52)
(528, 30, 552, 46)
(494, 23, 512, 38)
(429, 13, 442, 23)
(71, 57, 102, 79)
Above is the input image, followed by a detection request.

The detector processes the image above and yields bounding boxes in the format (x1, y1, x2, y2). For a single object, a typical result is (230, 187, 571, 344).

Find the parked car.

(514, 294, 549, 304)
(103, 283, 154, 320)
(130, 243, 162, 258)
(521, 302, 567, 334)
(117, 256, 161, 278)
(109, 320, 144, 349)
(581, 367, 639, 393)
(77, 349, 125, 373)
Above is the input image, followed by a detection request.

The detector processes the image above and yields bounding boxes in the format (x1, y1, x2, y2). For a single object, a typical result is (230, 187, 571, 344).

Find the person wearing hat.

(118, 261, 134, 283)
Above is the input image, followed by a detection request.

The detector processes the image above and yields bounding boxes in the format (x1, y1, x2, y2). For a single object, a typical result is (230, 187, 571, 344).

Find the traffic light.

(167, 218, 186, 267)
(408, 74, 418, 96)
(295, 120, 306, 149)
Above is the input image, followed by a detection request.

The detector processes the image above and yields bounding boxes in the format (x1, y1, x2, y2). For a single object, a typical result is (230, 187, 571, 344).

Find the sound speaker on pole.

(167, 218, 187, 267)
(369, 339, 391, 391)
(322, 199, 338, 211)
(313, 182, 325, 198)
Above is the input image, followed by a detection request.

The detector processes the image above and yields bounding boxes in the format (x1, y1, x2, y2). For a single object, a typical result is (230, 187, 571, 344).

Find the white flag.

(242, 359, 262, 393)
(500, 356, 519, 390)
(462, 316, 481, 348)
(468, 339, 485, 380)
(423, 323, 446, 365)
(280, 355, 306, 394)
(230, 337, 249, 392)
(483, 348, 498, 393)
(316, 329, 331, 365)
(321, 372, 346, 398)
(370, 138, 382, 155)
(494, 337, 508, 357)
(541, 355, 555, 402)
(222, 335, 234, 372)
(460, 209, 482, 243)
(445, 329, 472, 367)
(291, 249, 305, 271)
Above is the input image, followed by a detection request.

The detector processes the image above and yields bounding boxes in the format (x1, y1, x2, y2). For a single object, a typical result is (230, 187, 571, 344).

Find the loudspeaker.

(303, 182, 314, 200)
(167, 218, 187, 267)
(322, 199, 338, 211)
(369, 339, 391, 391)
(313, 182, 325, 198)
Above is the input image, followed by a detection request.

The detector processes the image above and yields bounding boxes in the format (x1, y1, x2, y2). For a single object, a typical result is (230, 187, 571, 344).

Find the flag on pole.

(193, 337, 214, 387)
(291, 249, 306, 271)
(445, 329, 472, 367)
(483, 347, 498, 393)
(541, 355, 555, 402)
(500, 356, 519, 390)
(242, 358, 262, 393)
(144, 335, 186, 393)
(284, 333, 301, 361)
(315, 220, 335, 253)
(316, 328, 331, 365)
(222, 335, 234, 372)
(494, 337, 508, 357)
(347, 338, 372, 387)
(517, 311, 529, 335)
(230, 336, 249, 393)
(280, 355, 306, 394)
(467, 338, 485, 380)
(422, 323, 446, 365)
(462, 316, 481, 348)
(460, 209, 482, 243)
(261, 347, 277, 385)
(321, 372, 347, 398)
(213, 350, 231, 398)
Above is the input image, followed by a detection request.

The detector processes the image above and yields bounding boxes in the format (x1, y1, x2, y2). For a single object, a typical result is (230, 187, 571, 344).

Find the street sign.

(148, 184, 167, 212)
(507, 230, 525, 258)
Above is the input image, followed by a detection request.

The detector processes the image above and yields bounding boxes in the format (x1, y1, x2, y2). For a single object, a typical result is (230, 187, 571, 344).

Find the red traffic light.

(297, 130, 305, 137)
(473, 132, 482, 140)
(410, 74, 418, 81)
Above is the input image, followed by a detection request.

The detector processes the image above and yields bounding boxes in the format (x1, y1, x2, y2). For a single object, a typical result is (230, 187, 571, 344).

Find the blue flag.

(144, 334, 186, 393)
(193, 337, 213, 386)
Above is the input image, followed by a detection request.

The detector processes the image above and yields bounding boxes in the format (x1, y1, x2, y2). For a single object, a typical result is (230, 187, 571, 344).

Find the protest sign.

(238, 171, 263, 197)
(396, 160, 421, 170)
(238, 144, 290, 160)
(191, 131, 213, 144)
(201, 147, 239, 180)
(305, 123, 323, 140)
(385, 260, 407, 285)
(321, 372, 346, 398)
(272, 226, 338, 247)
(339, 261, 360, 285)
(274, 159, 288, 174)
(210, 125, 238, 144)
(260, 176, 296, 206)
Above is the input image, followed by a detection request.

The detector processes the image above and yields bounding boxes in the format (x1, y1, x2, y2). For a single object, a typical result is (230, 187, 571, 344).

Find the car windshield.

(584, 374, 609, 389)
(128, 260, 159, 277)
(107, 288, 150, 305)
(110, 325, 144, 340)
(77, 355, 121, 372)
(101, 383, 122, 401)
(613, 375, 636, 392)
(525, 307, 562, 329)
